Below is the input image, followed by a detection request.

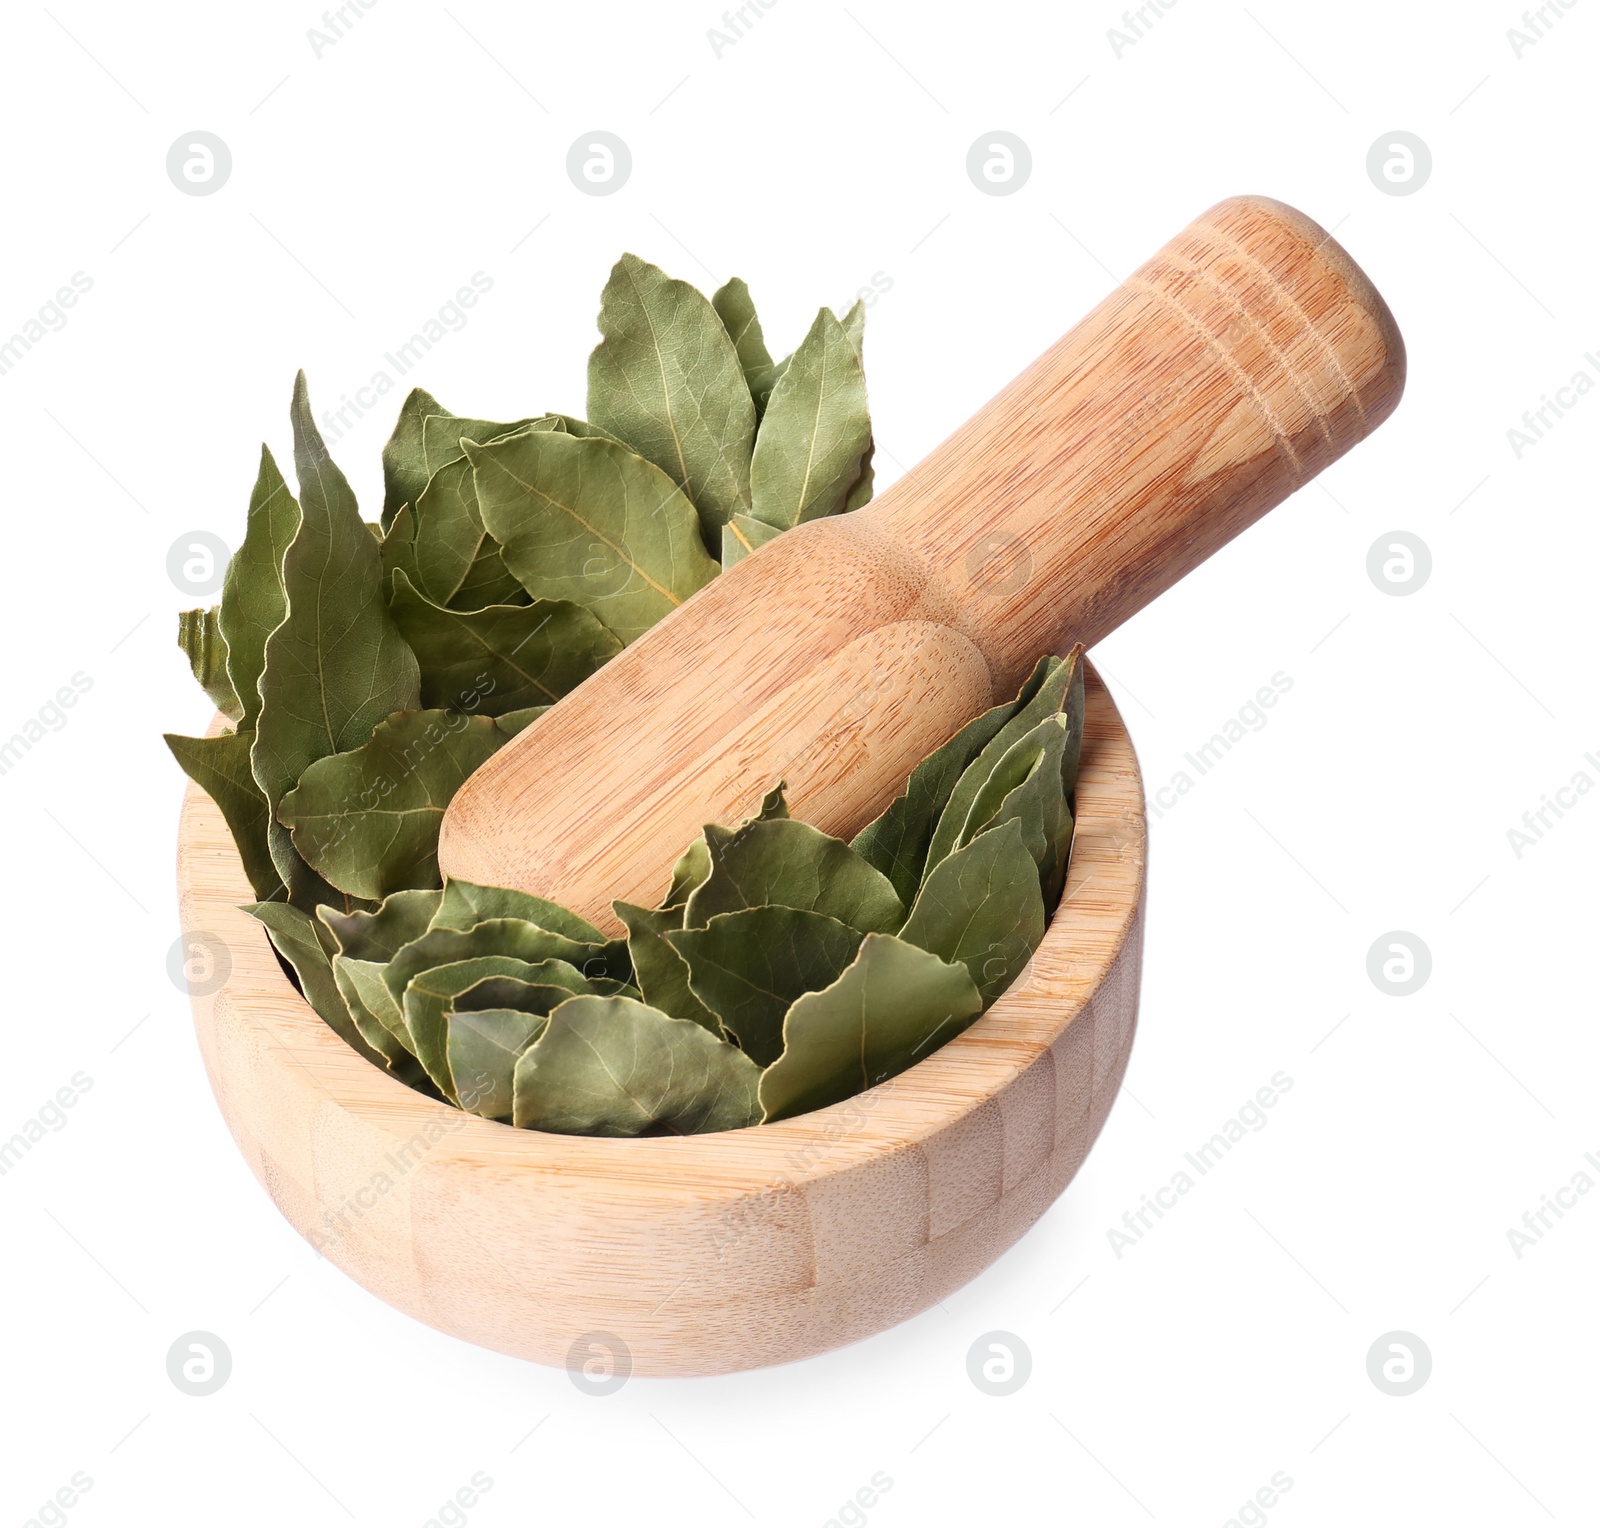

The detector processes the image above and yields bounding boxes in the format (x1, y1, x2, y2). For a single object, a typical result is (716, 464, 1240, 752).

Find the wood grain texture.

(177, 668, 1145, 1377)
(440, 195, 1404, 933)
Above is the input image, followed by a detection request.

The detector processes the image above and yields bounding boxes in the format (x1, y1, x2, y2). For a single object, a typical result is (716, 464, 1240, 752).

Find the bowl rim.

(177, 661, 1146, 1204)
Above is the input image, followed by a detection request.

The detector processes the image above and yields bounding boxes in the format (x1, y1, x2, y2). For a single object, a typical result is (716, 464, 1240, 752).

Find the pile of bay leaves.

(166, 255, 1086, 1135)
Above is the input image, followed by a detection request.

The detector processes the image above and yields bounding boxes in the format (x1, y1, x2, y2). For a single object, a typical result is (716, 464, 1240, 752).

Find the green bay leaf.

(403, 955, 541, 1100)
(512, 995, 762, 1136)
(220, 444, 297, 729)
(924, 651, 1079, 876)
(587, 253, 757, 538)
(165, 729, 283, 902)
(381, 387, 444, 528)
(431, 878, 607, 944)
(251, 373, 421, 896)
(667, 905, 863, 1065)
(684, 817, 904, 934)
(381, 390, 535, 528)
(448, 1009, 547, 1120)
(278, 710, 507, 900)
(711, 276, 780, 416)
(720, 512, 783, 569)
(467, 427, 717, 646)
(850, 669, 1038, 909)
(177, 608, 239, 720)
(409, 455, 525, 609)
(748, 307, 871, 531)
(318, 888, 442, 1059)
(494, 704, 548, 737)
(613, 901, 719, 1033)
(389, 568, 621, 717)
(246, 902, 390, 1069)
(958, 713, 1068, 870)
(897, 819, 1046, 1006)
(759, 935, 982, 1123)
(383, 919, 614, 1017)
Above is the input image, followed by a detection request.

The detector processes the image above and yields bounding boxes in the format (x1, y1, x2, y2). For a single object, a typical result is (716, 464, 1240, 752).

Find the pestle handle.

(862, 194, 1404, 687)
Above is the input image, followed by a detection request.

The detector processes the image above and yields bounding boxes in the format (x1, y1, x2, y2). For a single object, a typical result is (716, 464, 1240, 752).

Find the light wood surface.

(439, 194, 1405, 932)
(177, 668, 1145, 1378)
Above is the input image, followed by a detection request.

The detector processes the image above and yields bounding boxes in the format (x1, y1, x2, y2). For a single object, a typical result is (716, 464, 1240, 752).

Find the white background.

(2, 1, 1595, 1523)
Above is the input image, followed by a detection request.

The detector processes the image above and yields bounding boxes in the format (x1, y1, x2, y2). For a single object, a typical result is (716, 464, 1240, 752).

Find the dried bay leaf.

(431, 878, 607, 944)
(251, 374, 420, 897)
(419, 410, 539, 473)
(494, 704, 548, 737)
(329, 961, 429, 1083)
(389, 569, 621, 717)
(318, 888, 442, 1059)
(685, 817, 904, 934)
(840, 297, 876, 512)
(333, 953, 415, 1057)
(1058, 644, 1087, 800)
(413, 956, 631, 1105)
(924, 649, 1080, 876)
(720, 512, 783, 569)
(712, 276, 781, 416)
(759, 935, 982, 1123)
(318, 887, 443, 962)
(842, 445, 875, 513)
(455, 962, 619, 1008)
(958, 713, 1068, 872)
(467, 428, 718, 646)
(667, 906, 863, 1065)
(444, 958, 640, 1118)
(513, 995, 762, 1136)
(403, 955, 548, 1100)
(382, 918, 614, 1017)
(751, 779, 790, 821)
(408, 456, 526, 609)
(587, 253, 757, 537)
(448, 1009, 547, 1120)
(379, 501, 420, 586)
(278, 709, 507, 900)
(851, 667, 1045, 908)
(748, 307, 871, 531)
(657, 781, 788, 911)
(220, 445, 297, 730)
(897, 819, 1045, 1006)
(839, 297, 866, 361)
(245, 902, 390, 1070)
(381, 389, 534, 528)
(177, 608, 240, 720)
(381, 387, 444, 528)
(660, 837, 711, 911)
(545, 414, 628, 446)
(165, 729, 283, 902)
(613, 901, 720, 1034)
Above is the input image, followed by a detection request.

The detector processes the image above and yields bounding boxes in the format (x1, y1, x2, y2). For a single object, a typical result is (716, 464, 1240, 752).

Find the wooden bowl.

(175, 664, 1145, 1377)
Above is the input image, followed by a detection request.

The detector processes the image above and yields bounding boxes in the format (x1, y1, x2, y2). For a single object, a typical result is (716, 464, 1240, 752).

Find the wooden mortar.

(178, 668, 1141, 1376)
